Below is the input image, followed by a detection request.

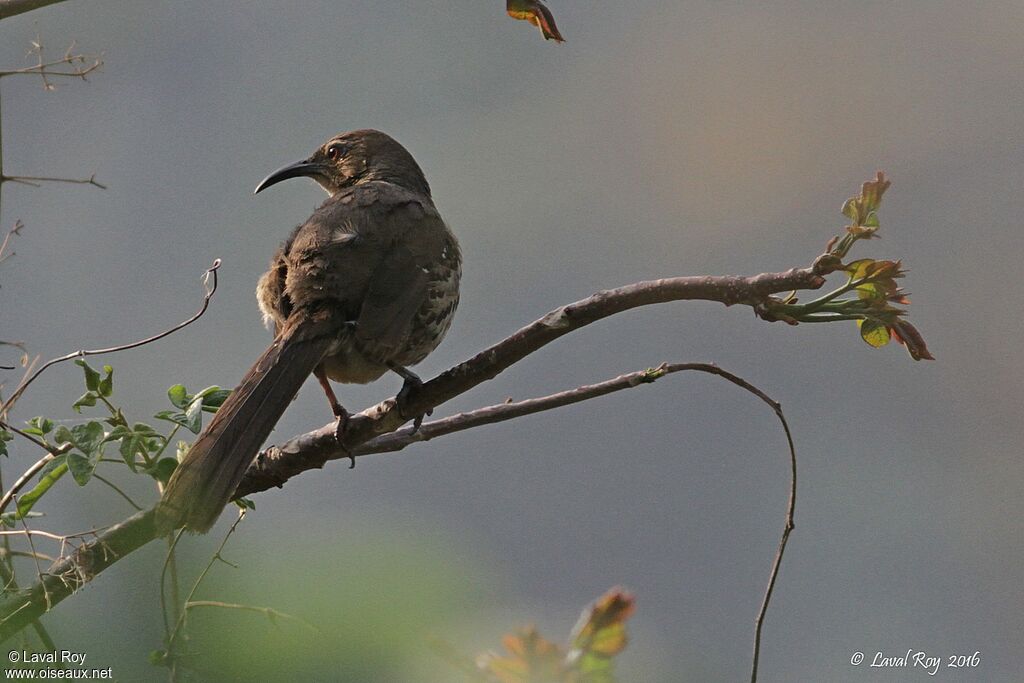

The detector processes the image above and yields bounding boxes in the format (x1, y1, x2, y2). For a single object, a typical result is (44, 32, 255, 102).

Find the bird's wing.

(355, 234, 430, 361)
(283, 184, 440, 360)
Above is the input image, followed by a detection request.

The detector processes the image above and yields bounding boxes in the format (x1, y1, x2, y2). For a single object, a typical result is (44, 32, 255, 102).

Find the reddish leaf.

(569, 589, 635, 657)
(840, 171, 891, 229)
(565, 588, 635, 680)
(479, 627, 567, 683)
(860, 171, 891, 213)
(507, 0, 565, 42)
(890, 320, 935, 361)
(844, 259, 904, 302)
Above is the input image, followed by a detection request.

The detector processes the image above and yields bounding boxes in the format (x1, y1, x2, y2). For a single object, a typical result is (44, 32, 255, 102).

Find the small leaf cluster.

(765, 172, 933, 360)
(6, 359, 230, 523)
(440, 588, 635, 683)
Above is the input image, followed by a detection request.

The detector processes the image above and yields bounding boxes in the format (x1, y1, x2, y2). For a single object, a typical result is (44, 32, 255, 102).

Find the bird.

(156, 129, 461, 533)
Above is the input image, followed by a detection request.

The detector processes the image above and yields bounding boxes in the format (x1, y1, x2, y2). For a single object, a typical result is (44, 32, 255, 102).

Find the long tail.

(156, 312, 339, 533)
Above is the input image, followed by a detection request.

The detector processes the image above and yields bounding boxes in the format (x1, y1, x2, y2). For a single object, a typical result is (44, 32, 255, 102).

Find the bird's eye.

(326, 144, 344, 161)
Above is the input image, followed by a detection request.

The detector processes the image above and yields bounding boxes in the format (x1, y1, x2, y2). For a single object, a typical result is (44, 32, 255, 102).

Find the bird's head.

(255, 129, 430, 197)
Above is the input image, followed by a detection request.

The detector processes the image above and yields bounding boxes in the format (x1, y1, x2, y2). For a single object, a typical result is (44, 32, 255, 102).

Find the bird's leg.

(313, 363, 354, 468)
(388, 363, 432, 432)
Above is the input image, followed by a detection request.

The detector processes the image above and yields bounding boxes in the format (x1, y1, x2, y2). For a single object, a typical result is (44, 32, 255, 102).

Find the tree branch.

(0, 0, 70, 21)
(0, 250, 866, 648)
(239, 255, 836, 493)
(0, 265, 810, 642)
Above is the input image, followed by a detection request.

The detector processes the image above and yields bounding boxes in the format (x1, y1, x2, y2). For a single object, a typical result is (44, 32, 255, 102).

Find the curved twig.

(0, 357, 798, 649)
(0, 259, 221, 413)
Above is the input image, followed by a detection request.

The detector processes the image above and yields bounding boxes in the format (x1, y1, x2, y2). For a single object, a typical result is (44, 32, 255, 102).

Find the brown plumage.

(156, 130, 461, 533)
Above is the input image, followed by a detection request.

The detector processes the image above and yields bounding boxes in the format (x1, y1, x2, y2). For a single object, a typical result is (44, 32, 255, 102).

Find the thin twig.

(185, 600, 320, 633)
(244, 361, 799, 682)
(0, 355, 38, 421)
(165, 512, 245, 656)
(0, 220, 22, 264)
(14, 498, 49, 612)
(0, 34, 102, 89)
(1, 420, 53, 451)
(0, 174, 105, 189)
(1, 259, 221, 413)
(159, 528, 185, 652)
(91, 474, 142, 511)
(0, 62, 101, 78)
(0, 549, 54, 563)
(748, 398, 797, 683)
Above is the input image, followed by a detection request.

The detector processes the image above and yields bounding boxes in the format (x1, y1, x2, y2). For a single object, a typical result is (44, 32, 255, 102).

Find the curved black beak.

(254, 159, 324, 194)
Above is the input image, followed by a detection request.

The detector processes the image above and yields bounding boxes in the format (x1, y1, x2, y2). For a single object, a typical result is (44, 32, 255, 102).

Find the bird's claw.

(332, 407, 355, 468)
(396, 376, 432, 433)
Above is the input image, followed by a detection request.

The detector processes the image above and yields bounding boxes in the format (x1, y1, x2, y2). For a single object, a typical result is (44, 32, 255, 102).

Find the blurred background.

(0, 1, 1021, 680)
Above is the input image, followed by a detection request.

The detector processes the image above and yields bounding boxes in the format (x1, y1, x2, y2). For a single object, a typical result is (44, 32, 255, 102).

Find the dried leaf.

(890, 320, 935, 361)
(507, 0, 565, 42)
(568, 588, 634, 657)
(479, 626, 567, 682)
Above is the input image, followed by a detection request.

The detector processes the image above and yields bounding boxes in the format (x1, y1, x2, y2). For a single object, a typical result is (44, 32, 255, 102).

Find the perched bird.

(156, 129, 461, 533)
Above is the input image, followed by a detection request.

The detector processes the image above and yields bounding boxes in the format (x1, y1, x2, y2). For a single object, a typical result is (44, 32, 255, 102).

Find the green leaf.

(235, 497, 256, 511)
(197, 387, 231, 412)
(104, 425, 130, 441)
(70, 421, 105, 456)
(19, 459, 68, 516)
(0, 430, 11, 457)
(1, 511, 44, 528)
(184, 397, 204, 434)
(167, 384, 189, 409)
(154, 410, 191, 432)
(132, 422, 158, 435)
(118, 435, 146, 471)
(38, 455, 66, 480)
(53, 425, 73, 445)
(53, 423, 105, 485)
(841, 196, 858, 221)
(75, 359, 101, 391)
(105, 423, 162, 471)
(27, 416, 54, 436)
(98, 365, 113, 398)
(67, 452, 97, 486)
(150, 457, 178, 484)
(858, 318, 891, 348)
(72, 391, 98, 413)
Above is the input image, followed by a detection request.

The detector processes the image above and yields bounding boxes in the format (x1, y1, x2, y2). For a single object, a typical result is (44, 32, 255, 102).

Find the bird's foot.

(395, 374, 432, 433)
(332, 406, 355, 469)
